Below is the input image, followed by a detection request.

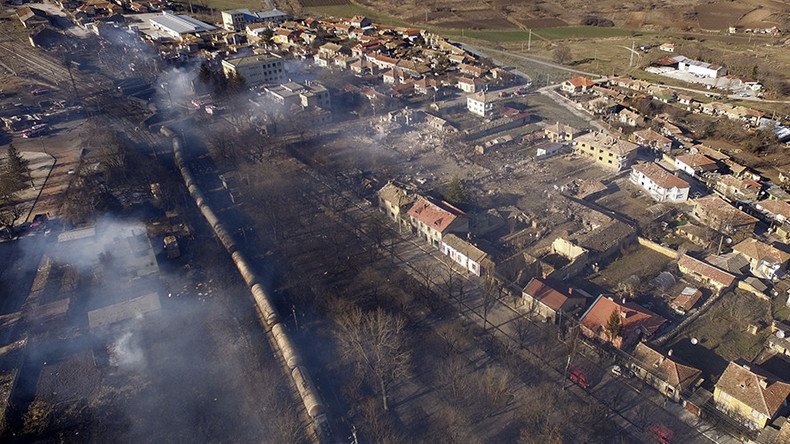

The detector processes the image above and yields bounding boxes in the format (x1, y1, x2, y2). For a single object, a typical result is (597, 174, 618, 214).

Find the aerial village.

(2, 1, 790, 442)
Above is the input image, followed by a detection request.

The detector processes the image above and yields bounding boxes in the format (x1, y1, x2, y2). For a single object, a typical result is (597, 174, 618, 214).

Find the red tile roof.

(580, 296, 666, 339)
(407, 197, 464, 234)
(676, 153, 717, 169)
(522, 278, 580, 312)
(568, 76, 595, 88)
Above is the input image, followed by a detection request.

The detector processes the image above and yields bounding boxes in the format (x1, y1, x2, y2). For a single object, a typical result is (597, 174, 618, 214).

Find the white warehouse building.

(674, 56, 727, 78)
(148, 12, 217, 40)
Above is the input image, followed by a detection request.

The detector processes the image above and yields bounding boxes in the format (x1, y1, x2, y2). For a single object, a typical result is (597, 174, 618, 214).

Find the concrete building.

(561, 76, 595, 94)
(630, 162, 690, 203)
(148, 12, 216, 40)
(441, 234, 492, 276)
(266, 81, 330, 109)
(222, 55, 284, 86)
(630, 128, 672, 152)
(521, 278, 584, 324)
(221, 8, 289, 31)
(466, 92, 495, 118)
(573, 131, 638, 171)
(713, 360, 790, 430)
(544, 122, 582, 143)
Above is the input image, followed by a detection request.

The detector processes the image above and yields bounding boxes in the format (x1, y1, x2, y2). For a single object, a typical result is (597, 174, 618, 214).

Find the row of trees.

(0, 145, 32, 232)
(197, 63, 248, 98)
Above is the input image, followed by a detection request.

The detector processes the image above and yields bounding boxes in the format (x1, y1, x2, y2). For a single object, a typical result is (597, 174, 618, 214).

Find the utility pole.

(528, 29, 532, 51)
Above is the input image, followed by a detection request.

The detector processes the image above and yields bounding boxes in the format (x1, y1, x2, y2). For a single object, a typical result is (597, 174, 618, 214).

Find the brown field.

(350, 0, 789, 33)
(299, 0, 350, 7)
(694, 2, 754, 30)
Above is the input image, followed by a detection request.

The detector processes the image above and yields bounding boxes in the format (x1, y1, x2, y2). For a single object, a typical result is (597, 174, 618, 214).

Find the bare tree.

(481, 275, 500, 330)
(553, 44, 572, 65)
(0, 202, 24, 233)
(335, 307, 411, 411)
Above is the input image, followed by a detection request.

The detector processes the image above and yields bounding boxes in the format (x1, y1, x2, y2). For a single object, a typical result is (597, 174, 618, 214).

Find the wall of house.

(713, 389, 769, 429)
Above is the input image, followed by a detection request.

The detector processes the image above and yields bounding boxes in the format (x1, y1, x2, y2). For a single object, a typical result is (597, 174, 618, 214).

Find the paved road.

(461, 44, 599, 77)
(462, 43, 790, 105)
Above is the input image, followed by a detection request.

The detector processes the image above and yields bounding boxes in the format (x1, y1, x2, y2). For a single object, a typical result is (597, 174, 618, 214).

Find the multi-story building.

(579, 295, 666, 350)
(630, 162, 690, 202)
(407, 197, 468, 248)
(573, 131, 638, 171)
(266, 81, 331, 109)
(675, 153, 719, 177)
(222, 55, 284, 86)
(544, 122, 582, 143)
(377, 181, 416, 231)
(466, 92, 495, 118)
(221, 8, 288, 31)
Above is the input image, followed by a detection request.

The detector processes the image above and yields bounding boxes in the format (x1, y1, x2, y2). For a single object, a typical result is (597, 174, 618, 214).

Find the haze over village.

(0, 0, 790, 442)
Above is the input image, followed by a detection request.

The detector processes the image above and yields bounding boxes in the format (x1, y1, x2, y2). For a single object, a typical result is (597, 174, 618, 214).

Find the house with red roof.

(579, 295, 666, 350)
(407, 196, 468, 248)
(521, 278, 585, 324)
(561, 76, 595, 95)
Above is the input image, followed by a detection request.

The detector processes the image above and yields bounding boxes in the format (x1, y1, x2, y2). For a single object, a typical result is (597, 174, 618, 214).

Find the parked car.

(610, 365, 633, 377)
(647, 423, 673, 444)
(568, 367, 590, 389)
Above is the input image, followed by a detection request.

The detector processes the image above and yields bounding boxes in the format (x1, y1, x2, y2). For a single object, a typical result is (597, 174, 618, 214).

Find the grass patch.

(591, 246, 672, 289)
(668, 290, 773, 385)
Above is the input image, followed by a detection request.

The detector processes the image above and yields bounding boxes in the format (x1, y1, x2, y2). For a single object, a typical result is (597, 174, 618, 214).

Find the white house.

(467, 92, 494, 118)
(630, 162, 690, 203)
(441, 234, 491, 276)
(674, 153, 718, 177)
